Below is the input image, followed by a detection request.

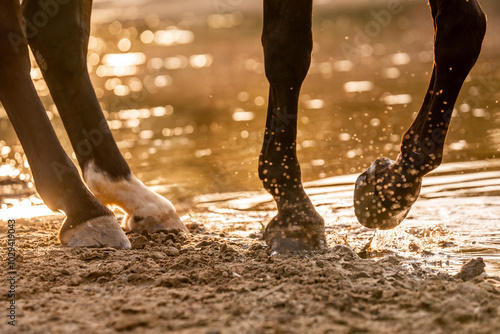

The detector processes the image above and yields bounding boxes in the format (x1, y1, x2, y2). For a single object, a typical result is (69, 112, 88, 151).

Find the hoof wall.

(59, 216, 131, 249)
(264, 209, 326, 252)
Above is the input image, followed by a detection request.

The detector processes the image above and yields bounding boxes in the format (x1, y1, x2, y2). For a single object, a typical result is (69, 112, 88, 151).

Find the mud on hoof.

(59, 216, 131, 249)
(264, 207, 326, 252)
(354, 156, 422, 230)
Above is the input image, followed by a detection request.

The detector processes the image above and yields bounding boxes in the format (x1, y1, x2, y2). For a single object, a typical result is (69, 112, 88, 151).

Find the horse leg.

(354, 0, 487, 229)
(0, 0, 129, 248)
(21, 0, 187, 233)
(260, 0, 325, 251)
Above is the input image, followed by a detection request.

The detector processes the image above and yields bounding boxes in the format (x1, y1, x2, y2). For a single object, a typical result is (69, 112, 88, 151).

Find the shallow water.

(189, 159, 500, 275)
(0, 1, 499, 274)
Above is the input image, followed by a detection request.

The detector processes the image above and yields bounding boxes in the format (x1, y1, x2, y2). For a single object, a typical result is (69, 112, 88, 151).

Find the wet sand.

(1, 220, 499, 333)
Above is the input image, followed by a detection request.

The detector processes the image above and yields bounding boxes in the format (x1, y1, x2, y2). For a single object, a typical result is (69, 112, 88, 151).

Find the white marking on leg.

(83, 160, 187, 232)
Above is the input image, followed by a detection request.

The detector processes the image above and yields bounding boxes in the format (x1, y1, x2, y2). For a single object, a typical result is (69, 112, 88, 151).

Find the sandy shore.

(1, 217, 499, 334)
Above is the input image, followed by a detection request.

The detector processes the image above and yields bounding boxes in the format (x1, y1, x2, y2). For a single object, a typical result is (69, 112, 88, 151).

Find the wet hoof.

(264, 206, 326, 252)
(122, 203, 188, 234)
(354, 157, 422, 230)
(59, 216, 131, 249)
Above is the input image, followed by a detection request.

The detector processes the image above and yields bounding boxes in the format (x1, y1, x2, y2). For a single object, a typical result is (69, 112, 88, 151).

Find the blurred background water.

(0, 0, 499, 272)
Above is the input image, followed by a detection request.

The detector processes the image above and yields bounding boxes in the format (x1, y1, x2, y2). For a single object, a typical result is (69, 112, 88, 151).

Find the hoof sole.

(354, 157, 421, 229)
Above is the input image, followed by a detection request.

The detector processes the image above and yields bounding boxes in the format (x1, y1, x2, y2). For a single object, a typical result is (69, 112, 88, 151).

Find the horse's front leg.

(260, 0, 325, 251)
(0, 0, 129, 248)
(354, 0, 487, 229)
(22, 0, 187, 234)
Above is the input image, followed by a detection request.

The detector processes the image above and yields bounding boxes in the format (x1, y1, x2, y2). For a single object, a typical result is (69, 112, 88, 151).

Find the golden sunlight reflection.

(164, 56, 188, 70)
(303, 98, 325, 110)
(154, 28, 194, 46)
(101, 52, 146, 67)
(232, 109, 255, 122)
(0, 203, 56, 220)
(97, 52, 147, 77)
(382, 93, 413, 105)
(118, 38, 132, 51)
(382, 67, 401, 79)
(30, 68, 43, 80)
(333, 60, 354, 72)
(140, 30, 155, 44)
(189, 54, 213, 69)
(343, 81, 374, 93)
(207, 12, 244, 29)
(391, 52, 411, 65)
(96, 65, 138, 77)
(449, 140, 468, 151)
(0, 164, 18, 177)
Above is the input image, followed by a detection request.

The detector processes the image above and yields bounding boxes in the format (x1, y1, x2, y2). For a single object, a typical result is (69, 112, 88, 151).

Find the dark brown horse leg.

(260, 0, 325, 251)
(0, 0, 129, 248)
(22, 0, 187, 233)
(354, 0, 487, 229)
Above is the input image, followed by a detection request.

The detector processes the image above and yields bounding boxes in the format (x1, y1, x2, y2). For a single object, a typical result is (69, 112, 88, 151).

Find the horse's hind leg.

(0, 0, 129, 248)
(22, 0, 187, 233)
(260, 0, 325, 251)
(354, 0, 487, 229)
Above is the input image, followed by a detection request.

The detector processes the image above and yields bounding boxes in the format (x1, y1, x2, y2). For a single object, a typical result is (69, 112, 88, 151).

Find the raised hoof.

(122, 204, 188, 234)
(354, 157, 422, 230)
(264, 209, 326, 252)
(59, 216, 131, 249)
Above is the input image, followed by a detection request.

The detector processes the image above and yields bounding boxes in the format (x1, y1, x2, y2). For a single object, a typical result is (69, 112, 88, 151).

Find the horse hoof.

(264, 206, 326, 251)
(354, 157, 422, 230)
(122, 203, 188, 234)
(59, 216, 131, 249)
